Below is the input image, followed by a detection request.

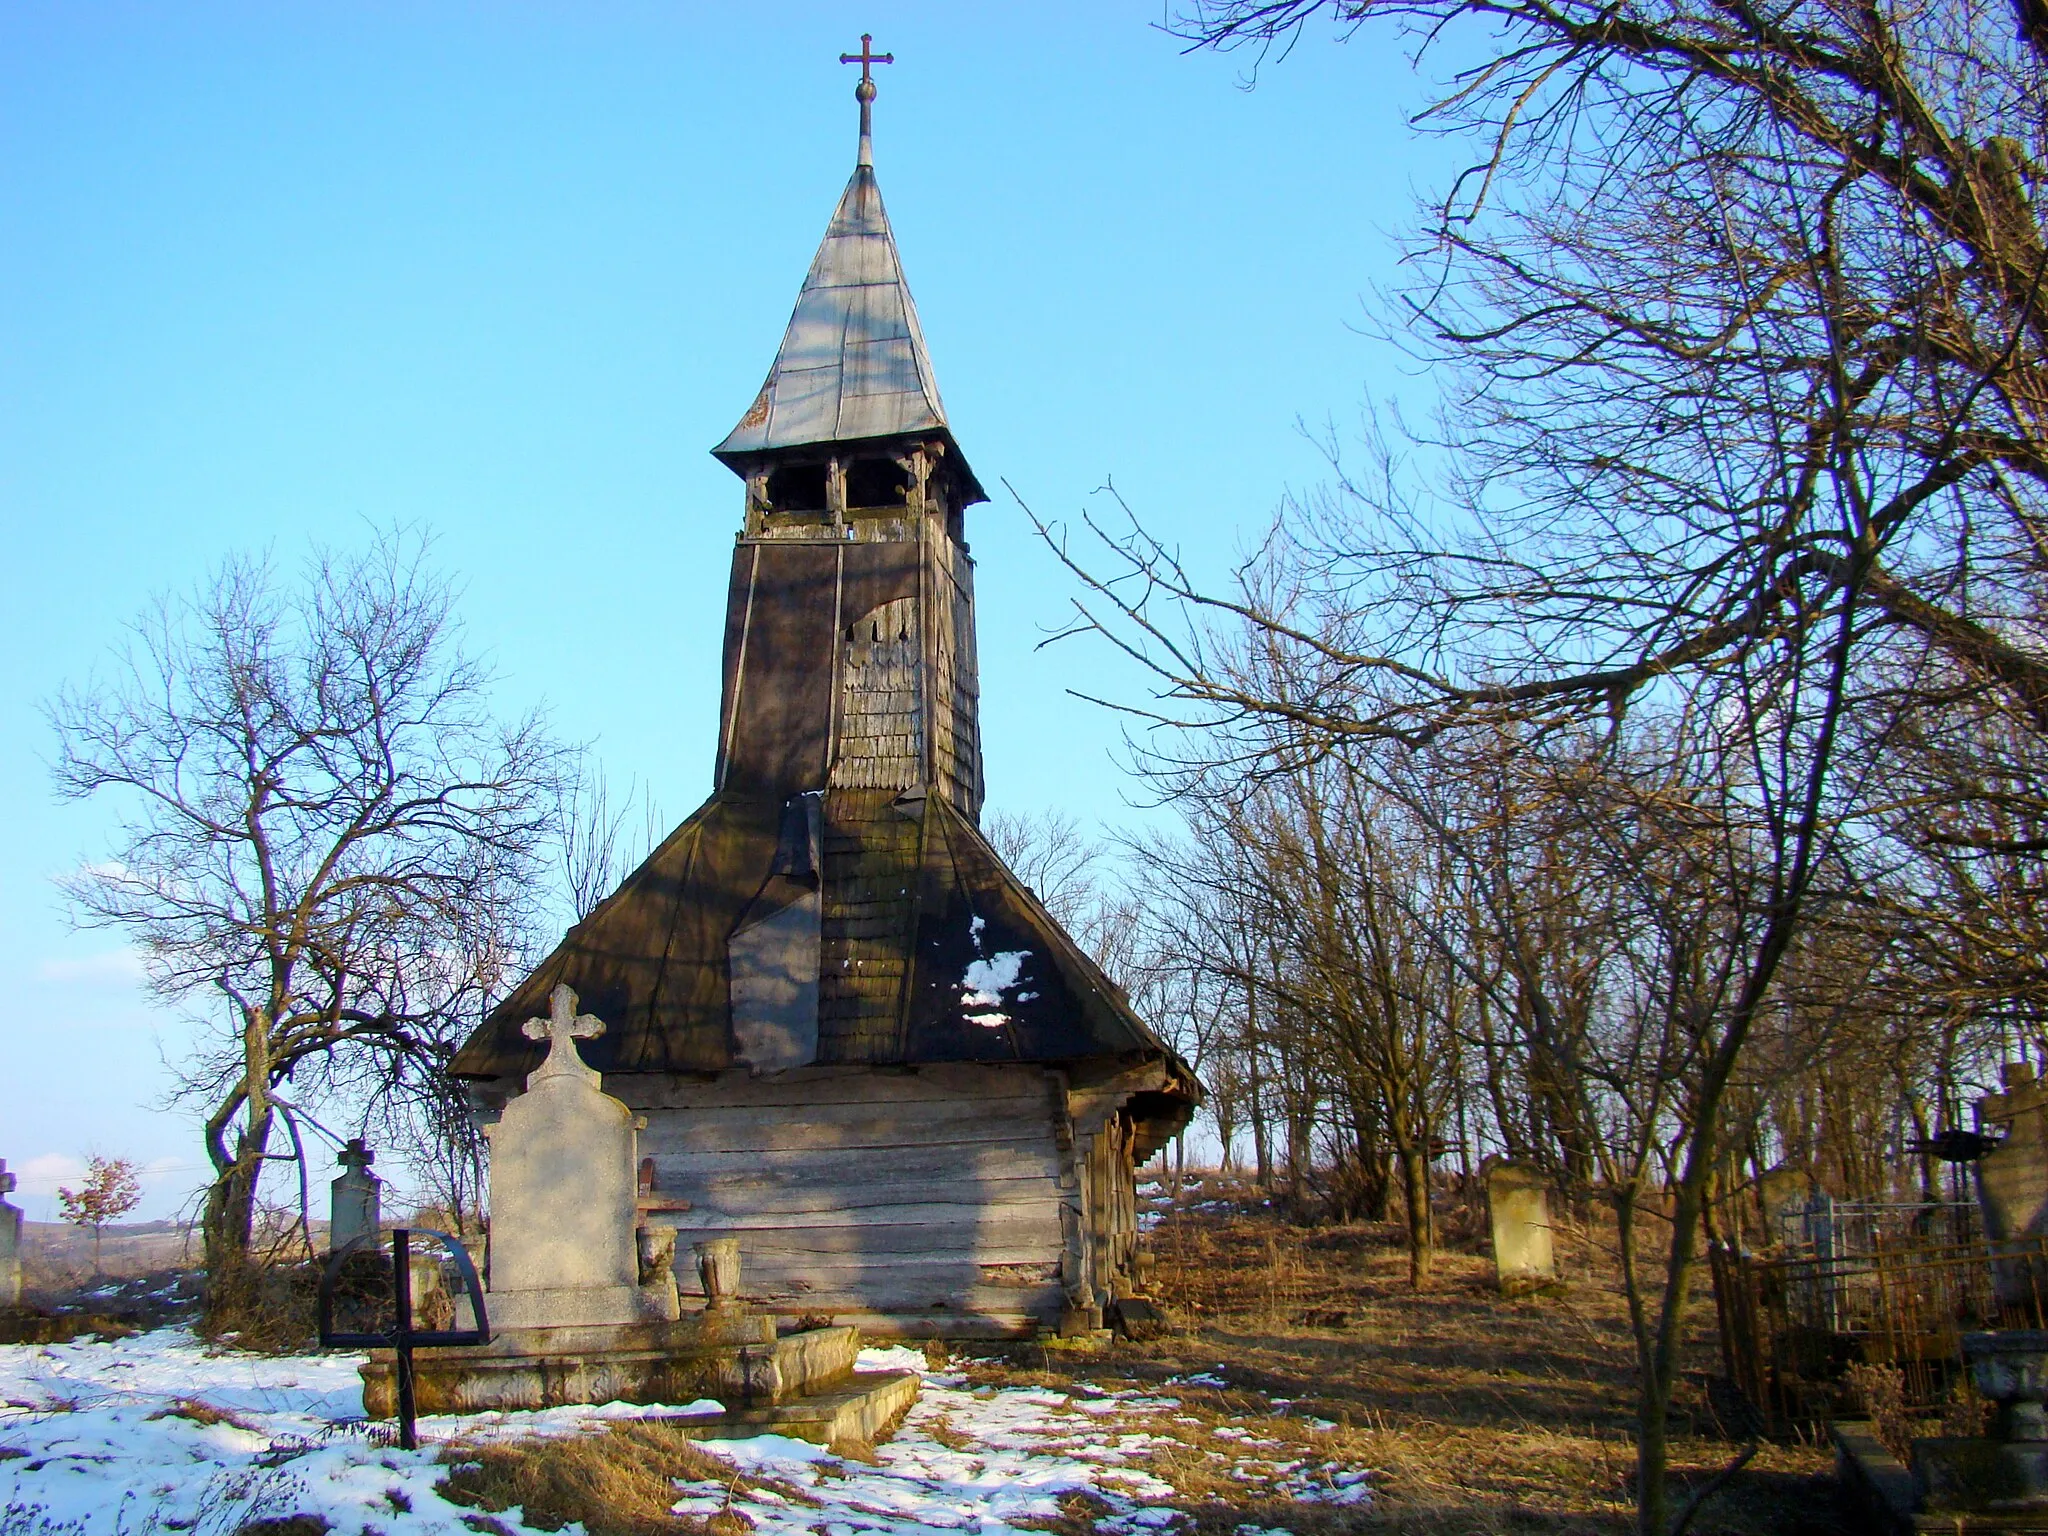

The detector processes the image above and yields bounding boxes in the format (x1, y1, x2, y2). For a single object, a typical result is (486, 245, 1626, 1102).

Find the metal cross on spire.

(839, 33, 893, 168)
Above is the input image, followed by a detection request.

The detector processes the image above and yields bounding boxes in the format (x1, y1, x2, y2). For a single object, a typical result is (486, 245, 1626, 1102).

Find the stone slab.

(0, 1160, 20, 1309)
(361, 1323, 858, 1418)
(448, 1312, 773, 1359)
(1834, 1422, 1917, 1536)
(329, 1142, 380, 1255)
(485, 1281, 677, 1330)
(1486, 1162, 1556, 1291)
(1914, 1436, 2048, 1515)
(675, 1369, 921, 1455)
(483, 988, 639, 1322)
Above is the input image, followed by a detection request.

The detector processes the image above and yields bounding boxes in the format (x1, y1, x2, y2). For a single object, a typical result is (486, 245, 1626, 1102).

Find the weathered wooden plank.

(724, 1254, 1061, 1282)
(647, 1143, 1059, 1182)
(658, 1199, 1061, 1232)
(641, 1062, 1036, 1092)
(627, 1064, 1049, 1109)
(739, 1281, 1064, 1316)
(640, 1124, 1041, 1157)
(635, 1091, 1048, 1126)
(637, 1101, 1048, 1136)
(829, 938, 908, 964)
(667, 1225, 1062, 1262)
(666, 1186, 1065, 1223)
(636, 1107, 1053, 1157)
(736, 1274, 1064, 1305)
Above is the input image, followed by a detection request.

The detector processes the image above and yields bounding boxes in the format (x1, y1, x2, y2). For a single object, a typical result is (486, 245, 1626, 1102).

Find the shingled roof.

(712, 160, 983, 503)
(451, 788, 1199, 1146)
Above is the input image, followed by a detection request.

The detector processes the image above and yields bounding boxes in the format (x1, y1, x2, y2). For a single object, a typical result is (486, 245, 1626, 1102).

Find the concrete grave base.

(676, 1369, 922, 1454)
(1838, 1420, 2048, 1533)
(361, 1320, 862, 1418)
(1915, 1436, 2048, 1516)
(483, 1279, 679, 1330)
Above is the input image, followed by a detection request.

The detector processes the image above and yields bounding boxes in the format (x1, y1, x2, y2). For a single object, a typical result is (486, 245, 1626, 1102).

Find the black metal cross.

(839, 34, 893, 83)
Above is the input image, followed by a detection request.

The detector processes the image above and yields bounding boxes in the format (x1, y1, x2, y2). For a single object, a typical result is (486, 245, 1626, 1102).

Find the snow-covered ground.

(0, 1331, 1369, 1535)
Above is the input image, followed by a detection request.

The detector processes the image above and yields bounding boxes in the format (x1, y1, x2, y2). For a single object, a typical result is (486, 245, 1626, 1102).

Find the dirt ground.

(977, 1188, 1856, 1535)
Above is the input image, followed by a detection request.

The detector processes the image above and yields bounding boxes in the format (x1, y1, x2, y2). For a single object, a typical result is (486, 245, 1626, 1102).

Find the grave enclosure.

(352, 984, 920, 1452)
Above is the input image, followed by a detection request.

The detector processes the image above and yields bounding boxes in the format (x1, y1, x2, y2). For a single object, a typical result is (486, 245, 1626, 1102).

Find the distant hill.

(23, 1220, 202, 1284)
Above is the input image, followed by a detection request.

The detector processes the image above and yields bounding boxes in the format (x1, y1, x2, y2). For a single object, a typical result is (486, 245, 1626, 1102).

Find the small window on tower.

(846, 457, 911, 509)
(766, 464, 829, 513)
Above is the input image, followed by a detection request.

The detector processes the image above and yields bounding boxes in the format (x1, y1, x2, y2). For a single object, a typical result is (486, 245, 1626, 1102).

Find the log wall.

(624, 1063, 1097, 1336)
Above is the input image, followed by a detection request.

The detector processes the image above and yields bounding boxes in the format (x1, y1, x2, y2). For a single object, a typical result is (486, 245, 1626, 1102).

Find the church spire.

(712, 38, 983, 505)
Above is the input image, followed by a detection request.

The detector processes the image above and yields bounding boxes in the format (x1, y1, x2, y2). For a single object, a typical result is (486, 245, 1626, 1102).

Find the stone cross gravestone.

(483, 984, 677, 1329)
(1977, 1061, 2048, 1307)
(0, 1160, 20, 1308)
(1486, 1160, 1557, 1293)
(330, 1139, 381, 1255)
(1756, 1164, 1808, 1244)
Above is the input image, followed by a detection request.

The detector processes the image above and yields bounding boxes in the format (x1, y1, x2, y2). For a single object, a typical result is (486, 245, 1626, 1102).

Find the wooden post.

(392, 1228, 418, 1451)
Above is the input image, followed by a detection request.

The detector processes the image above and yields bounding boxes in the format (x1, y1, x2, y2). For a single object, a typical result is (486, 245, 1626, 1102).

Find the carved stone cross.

(337, 1138, 374, 1171)
(0, 1160, 14, 1198)
(522, 983, 606, 1084)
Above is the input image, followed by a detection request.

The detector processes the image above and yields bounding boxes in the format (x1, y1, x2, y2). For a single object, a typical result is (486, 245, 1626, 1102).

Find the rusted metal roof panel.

(713, 163, 953, 461)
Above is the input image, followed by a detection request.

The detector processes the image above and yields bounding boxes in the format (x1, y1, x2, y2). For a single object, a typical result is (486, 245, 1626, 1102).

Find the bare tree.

(985, 808, 1106, 935)
(560, 766, 665, 923)
(1015, 0, 2048, 1525)
(49, 530, 567, 1328)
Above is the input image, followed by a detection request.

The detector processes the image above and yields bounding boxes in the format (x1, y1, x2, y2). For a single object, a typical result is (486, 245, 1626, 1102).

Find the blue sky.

(1, 2, 1455, 1220)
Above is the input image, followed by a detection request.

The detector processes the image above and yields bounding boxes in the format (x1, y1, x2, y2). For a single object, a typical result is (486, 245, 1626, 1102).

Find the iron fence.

(1712, 1228, 2048, 1431)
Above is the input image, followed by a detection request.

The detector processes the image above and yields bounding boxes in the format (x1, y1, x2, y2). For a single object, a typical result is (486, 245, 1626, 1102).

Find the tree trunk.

(202, 1006, 276, 1332)
(1250, 1081, 1272, 1191)
(202, 1114, 274, 1330)
(1398, 1142, 1433, 1286)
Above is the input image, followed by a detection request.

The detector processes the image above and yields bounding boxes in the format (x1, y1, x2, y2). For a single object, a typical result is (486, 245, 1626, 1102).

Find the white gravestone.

(1486, 1160, 1557, 1292)
(329, 1139, 381, 1254)
(484, 985, 677, 1329)
(0, 1160, 20, 1308)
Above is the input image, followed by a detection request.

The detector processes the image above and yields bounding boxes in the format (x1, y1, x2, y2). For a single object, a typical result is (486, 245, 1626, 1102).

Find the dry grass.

(399, 1202, 1847, 1534)
(147, 1397, 258, 1431)
(435, 1419, 816, 1536)
(957, 1204, 1854, 1535)
(231, 1519, 330, 1536)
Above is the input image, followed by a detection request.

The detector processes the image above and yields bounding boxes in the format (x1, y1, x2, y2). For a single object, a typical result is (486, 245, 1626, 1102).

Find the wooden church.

(451, 51, 1200, 1338)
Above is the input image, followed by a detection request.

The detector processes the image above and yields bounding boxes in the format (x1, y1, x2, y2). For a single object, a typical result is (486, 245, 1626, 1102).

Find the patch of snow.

(1285, 1465, 1374, 1506)
(967, 1011, 1010, 1028)
(2, 1328, 1374, 1536)
(855, 1344, 928, 1373)
(961, 949, 1029, 1007)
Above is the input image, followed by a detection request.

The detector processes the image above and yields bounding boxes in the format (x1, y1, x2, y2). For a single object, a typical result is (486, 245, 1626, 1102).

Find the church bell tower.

(708, 39, 984, 827)
(453, 43, 1195, 1112)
